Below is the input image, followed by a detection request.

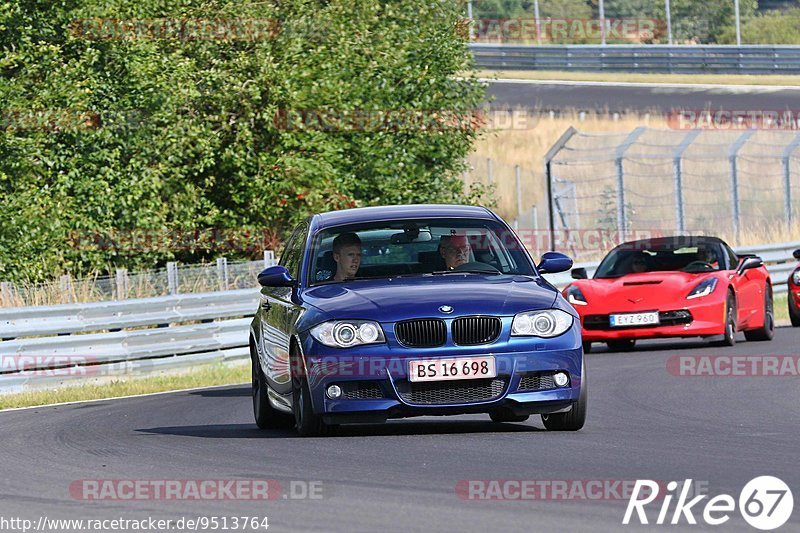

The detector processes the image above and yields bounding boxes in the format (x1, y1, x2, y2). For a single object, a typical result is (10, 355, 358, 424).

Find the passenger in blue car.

(332, 232, 362, 281)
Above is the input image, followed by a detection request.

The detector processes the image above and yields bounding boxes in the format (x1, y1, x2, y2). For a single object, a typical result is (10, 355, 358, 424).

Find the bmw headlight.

(511, 309, 573, 338)
(687, 278, 718, 300)
(310, 320, 386, 348)
(565, 285, 588, 306)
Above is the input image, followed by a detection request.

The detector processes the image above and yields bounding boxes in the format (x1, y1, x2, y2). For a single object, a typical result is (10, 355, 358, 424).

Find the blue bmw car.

(250, 205, 586, 436)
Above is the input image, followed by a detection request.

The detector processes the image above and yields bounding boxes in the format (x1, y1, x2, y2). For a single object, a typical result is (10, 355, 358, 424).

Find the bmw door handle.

(260, 298, 271, 311)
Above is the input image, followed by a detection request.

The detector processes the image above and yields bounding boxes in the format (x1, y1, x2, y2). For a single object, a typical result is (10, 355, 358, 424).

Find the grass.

(0, 361, 249, 410)
(775, 293, 790, 324)
(473, 70, 800, 86)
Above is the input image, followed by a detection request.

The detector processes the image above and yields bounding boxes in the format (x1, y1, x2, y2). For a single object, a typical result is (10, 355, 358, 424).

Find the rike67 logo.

(624, 477, 794, 530)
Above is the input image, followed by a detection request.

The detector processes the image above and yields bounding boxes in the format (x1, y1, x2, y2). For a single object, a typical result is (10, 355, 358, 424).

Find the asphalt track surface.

(1, 328, 798, 532)
(487, 80, 800, 113)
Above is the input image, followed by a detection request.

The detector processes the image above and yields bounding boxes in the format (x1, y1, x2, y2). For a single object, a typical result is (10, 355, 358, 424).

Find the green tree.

(718, 7, 800, 44)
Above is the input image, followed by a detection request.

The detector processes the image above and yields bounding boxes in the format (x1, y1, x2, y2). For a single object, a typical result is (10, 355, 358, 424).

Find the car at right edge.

(563, 236, 774, 352)
(789, 249, 800, 327)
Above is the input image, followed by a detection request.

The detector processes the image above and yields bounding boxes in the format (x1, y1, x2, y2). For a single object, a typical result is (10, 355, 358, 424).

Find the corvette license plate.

(609, 311, 660, 327)
(408, 356, 496, 382)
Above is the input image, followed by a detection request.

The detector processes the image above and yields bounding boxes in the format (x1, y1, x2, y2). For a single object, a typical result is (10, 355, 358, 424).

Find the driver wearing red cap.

(439, 234, 471, 270)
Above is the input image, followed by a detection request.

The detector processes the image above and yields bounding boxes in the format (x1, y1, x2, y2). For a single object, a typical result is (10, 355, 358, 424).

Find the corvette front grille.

(395, 319, 446, 347)
(452, 316, 502, 345)
(394, 377, 507, 405)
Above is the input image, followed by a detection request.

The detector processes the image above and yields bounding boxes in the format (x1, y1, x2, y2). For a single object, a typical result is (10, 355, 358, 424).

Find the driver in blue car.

(439, 234, 471, 270)
(332, 232, 362, 281)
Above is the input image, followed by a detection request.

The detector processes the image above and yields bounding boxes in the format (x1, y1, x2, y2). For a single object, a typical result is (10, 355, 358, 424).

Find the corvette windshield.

(594, 242, 723, 278)
(308, 218, 535, 285)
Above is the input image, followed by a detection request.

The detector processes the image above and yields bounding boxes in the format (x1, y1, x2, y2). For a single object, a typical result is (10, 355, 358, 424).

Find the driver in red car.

(439, 234, 471, 270)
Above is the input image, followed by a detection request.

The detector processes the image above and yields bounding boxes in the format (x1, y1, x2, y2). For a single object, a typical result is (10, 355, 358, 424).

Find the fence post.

(515, 165, 523, 224)
(615, 128, 647, 242)
(60, 275, 73, 304)
(781, 133, 800, 225)
(0, 282, 13, 307)
(673, 130, 702, 234)
(216, 257, 229, 291)
(115, 268, 129, 300)
(167, 262, 179, 295)
(487, 158, 493, 185)
(544, 127, 578, 251)
(263, 250, 275, 268)
(729, 130, 755, 242)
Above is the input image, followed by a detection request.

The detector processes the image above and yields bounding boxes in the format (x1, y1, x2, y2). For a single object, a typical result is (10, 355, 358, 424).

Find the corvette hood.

(301, 275, 558, 325)
(578, 272, 722, 309)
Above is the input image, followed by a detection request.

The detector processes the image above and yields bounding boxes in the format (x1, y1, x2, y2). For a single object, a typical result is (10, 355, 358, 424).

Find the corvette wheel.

(744, 286, 775, 341)
(542, 361, 586, 432)
(252, 349, 293, 430)
(606, 339, 635, 352)
(789, 295, 800, 327)
(715, 292, 737, 347)
(291, 350, 332, 437)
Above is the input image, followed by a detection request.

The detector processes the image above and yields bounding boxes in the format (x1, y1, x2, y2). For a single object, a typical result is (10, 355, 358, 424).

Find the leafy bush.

(718, 7, 800, 44)
(0, 0, 486, 282)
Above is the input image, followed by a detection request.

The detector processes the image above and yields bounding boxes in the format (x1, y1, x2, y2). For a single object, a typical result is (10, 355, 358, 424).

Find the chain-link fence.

(542, 127, 800, 261)
(0, 252, 277, 308)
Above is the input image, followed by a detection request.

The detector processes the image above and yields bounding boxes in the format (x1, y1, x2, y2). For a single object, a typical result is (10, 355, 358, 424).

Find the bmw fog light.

(553, 372, 569, 387)
(326, 385, 342, 399)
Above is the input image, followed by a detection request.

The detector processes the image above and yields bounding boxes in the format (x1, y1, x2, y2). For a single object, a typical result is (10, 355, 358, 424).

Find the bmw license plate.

(408, 356, 496, 383)
(609, 311, 659, 327)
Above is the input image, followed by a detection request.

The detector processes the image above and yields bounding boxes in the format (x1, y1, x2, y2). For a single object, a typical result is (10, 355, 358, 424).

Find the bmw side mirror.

(258, 265, 295, 287)
(537, 252, 573, 274)
(571, 267, 588, 280)
(794, 249, 800, 260)
(737, 256, 763, 275)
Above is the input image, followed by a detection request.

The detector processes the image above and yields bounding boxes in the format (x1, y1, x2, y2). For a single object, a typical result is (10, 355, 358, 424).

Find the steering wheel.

(683, 261, 715, 271)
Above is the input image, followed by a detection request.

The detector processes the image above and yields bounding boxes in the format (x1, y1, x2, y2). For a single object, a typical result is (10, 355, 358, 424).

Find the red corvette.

(790, 249, 800, 327)
(563, 236, 774, 352)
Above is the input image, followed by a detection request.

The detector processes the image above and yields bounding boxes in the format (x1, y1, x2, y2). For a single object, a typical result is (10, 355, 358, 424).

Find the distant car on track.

(250, 205, 585, 436)
(563, 236, 774, 352)
(789, 249, 800, 327)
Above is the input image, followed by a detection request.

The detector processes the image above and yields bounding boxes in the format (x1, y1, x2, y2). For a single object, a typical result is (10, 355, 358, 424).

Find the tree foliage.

(0, 0, 486, 282)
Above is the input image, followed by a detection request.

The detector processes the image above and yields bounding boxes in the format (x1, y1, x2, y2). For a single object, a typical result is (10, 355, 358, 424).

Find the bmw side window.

(283, 224, 308, 280)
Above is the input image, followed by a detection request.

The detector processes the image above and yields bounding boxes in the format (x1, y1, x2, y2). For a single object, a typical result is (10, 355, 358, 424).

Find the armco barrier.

(470, 44, 800, 74)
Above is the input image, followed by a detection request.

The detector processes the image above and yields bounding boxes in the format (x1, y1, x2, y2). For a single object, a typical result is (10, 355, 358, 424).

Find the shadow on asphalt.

(190, 387, 251, 398)
(137, 419, 543, 439)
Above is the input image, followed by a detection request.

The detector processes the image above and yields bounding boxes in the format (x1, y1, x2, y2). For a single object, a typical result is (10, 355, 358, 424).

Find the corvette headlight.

(512, 309, 573, 338)
(687, 278, 718, 300)
(310, 320, 386, 348)
(565, 285, 588, 306)
(793, 269, 800, 286)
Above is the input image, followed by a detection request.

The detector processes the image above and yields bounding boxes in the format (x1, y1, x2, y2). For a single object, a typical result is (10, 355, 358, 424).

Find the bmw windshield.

(308, 218, 535, 285)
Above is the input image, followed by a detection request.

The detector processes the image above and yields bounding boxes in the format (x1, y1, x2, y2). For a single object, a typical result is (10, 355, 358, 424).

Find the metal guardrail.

(470, 44, 800, 74)
(543, 241, 800, 293)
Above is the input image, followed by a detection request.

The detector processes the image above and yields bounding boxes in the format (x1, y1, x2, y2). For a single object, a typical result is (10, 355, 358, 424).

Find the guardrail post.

(167, 262, 179, 295)
(1, 282, 13, 307)
(115, 269, 129, 300)
(216, 257, 229, 291)
(60, 275, 73, 304)
(263, 250, 275, 268)
(781, 133, 800, 225)
(729, 130, 755, 242)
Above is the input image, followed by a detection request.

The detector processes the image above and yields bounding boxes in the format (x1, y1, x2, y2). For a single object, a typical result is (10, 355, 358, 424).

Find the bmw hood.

(300, 275, 560, 326)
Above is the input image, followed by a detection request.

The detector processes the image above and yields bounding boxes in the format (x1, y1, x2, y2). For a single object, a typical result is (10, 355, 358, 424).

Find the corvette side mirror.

(571, 267, 588, 280)
(794, 249, 800, 260)
(737, 256, 763, 275)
